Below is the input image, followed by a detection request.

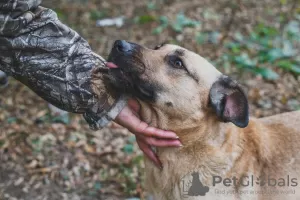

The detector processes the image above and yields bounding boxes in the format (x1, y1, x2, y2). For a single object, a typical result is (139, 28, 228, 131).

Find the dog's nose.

(114, 40, 133, 53)
(0, 71, 8, 88)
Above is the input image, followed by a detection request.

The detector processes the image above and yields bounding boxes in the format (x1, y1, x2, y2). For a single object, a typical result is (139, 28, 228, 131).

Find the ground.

(0, 0, 299, 199)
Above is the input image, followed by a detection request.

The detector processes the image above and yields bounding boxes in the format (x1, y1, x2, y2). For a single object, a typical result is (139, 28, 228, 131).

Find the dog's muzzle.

(105, 40, 156, 101)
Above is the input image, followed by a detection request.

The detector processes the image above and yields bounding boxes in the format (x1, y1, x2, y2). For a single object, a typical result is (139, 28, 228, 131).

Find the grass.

(198, 21, 300, 80)
(132, 6, 300, 81)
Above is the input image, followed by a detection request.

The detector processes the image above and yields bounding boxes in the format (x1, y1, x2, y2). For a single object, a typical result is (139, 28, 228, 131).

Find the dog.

(102, 40, 300, 200)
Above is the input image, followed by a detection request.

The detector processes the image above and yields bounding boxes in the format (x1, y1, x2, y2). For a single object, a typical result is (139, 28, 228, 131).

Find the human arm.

(0, 0, 124, 129)
(0, 0, 181, 167)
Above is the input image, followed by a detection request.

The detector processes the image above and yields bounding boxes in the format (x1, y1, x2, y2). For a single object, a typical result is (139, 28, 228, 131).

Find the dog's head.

(105, 40, 249, 129)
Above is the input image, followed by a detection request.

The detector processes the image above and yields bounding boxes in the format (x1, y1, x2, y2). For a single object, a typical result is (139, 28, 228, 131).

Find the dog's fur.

(103, 41, 300, 200)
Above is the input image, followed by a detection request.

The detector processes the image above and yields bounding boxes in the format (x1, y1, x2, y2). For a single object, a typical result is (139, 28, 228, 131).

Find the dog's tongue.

(106, 62, 118, 69)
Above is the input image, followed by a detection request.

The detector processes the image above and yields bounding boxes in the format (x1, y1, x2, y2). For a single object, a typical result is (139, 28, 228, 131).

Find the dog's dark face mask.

(104, 40, 249, 128)
(105, 40, 158, 102)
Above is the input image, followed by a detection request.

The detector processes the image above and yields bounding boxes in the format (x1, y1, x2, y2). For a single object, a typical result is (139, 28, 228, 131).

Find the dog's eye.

(174, 60, 183, 68)
(169, 56, 185, 69)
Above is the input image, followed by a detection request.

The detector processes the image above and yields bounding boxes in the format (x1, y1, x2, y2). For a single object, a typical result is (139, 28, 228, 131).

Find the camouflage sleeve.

(0, 0, 127, 129)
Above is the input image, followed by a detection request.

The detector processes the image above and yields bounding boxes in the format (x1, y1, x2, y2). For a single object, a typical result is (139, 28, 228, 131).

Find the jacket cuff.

(83, 95, 128, 130)
(98, 95, 128, 127)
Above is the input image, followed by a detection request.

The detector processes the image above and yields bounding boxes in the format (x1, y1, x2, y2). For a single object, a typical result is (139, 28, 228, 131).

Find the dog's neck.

(137, 101, 232, 148)
(138, 101, 278, 194)
(138, 101, 257, 187)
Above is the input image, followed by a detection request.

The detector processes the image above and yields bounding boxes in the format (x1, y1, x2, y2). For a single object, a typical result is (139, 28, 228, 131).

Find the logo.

(181, 173, 298, 198)
(181, 172, 210, 197)
(212, 175, 298, 187)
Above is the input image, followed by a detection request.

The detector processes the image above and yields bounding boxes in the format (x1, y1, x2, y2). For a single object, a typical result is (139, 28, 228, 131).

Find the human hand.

(114, 99, 182, 168)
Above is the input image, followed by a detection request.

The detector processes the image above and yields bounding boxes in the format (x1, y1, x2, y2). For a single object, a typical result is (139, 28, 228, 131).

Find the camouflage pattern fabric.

(0, 0, 127, 129)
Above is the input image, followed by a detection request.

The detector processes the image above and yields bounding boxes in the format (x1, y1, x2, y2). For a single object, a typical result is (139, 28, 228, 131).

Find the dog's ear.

(209, 76, 249, 128)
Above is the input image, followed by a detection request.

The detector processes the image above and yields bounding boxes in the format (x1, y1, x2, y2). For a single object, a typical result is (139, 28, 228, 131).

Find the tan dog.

(103, 40, 300, 200)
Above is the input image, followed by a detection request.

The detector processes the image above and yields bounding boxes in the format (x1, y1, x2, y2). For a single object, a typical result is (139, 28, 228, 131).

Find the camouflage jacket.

(0, 0, 127, 129)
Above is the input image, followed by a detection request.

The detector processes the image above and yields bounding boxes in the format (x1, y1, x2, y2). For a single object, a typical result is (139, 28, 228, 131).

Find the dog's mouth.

(104, 40, 157, 101)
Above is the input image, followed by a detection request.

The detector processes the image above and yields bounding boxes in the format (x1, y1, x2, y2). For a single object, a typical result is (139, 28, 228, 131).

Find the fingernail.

(170, 134, 178, 138)
(159, 162, 163, 169)
(154, 162, 163, 169)
(156, 157, 163, 169)
(167, 131, 178, 138)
